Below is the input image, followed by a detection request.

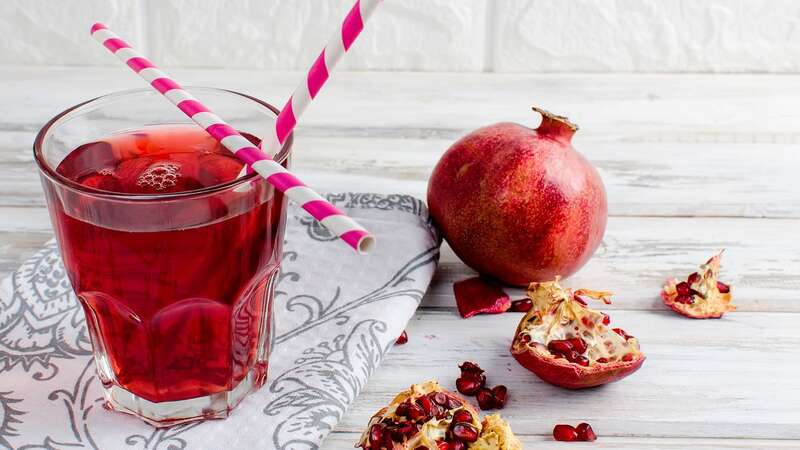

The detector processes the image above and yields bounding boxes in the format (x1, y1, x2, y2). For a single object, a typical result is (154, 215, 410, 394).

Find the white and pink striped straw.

(90, 23, 375, 254)
(258, 0, 382, 159)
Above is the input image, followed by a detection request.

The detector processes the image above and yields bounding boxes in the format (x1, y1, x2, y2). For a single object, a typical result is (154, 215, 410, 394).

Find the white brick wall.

(2, 0, 799, 72)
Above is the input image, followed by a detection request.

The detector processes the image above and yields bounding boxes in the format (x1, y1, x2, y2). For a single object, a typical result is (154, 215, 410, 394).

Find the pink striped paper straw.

(90, 23, 374, 254)
(259, 0, 382, 160)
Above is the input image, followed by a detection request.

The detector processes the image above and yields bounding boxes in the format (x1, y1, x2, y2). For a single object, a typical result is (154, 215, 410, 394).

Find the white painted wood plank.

(3, 133, 799, 218)
(337, 309, 800, 440)
(4, 68, 800, 144)
(326, 432, 800, 449)
(2, 208, 797, 313)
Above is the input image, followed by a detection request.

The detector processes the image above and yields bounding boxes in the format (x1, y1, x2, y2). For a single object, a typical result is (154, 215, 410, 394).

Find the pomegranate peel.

(357, 381, 521, 450)
(453, 277, 511, 318)
(510, 277, 645, 389)
(661, 252, 735, 319)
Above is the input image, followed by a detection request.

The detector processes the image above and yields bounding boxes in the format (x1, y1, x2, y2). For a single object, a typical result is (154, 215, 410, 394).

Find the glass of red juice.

(33, 88, 291, 427)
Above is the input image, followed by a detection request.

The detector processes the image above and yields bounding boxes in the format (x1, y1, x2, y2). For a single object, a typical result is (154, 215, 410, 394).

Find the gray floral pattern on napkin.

(0, 193, 440, 450)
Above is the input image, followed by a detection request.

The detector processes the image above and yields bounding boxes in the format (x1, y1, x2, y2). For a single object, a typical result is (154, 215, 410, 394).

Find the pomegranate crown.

(533, 106, 578, 142)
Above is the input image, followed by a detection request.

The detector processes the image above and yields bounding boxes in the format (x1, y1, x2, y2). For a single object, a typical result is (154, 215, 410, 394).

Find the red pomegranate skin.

(427, 109, 607, 286)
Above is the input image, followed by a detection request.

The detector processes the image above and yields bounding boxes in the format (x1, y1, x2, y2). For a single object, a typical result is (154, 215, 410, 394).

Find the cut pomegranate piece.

(357, 381, 521, 450)
(553, 424, 578, 442)
(453, 277, 511, 318)
(510, 277, 645, 389)
(395, 330, 409, 345)
(661, 252, 735, 319)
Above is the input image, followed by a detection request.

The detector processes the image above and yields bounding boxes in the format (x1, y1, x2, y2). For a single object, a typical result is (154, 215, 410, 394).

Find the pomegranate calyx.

(533, 106, 578, 142)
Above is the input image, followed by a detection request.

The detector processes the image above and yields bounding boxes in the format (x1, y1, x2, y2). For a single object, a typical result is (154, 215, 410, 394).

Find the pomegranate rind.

(356, 381, 480, 450)
(661, 252, 735, 319)
(510, 278, 645, 389)
(454, 277, 511, 318)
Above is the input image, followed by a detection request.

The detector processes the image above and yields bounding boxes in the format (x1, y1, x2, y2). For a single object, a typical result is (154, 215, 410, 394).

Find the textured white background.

(2, 0, 800, 72)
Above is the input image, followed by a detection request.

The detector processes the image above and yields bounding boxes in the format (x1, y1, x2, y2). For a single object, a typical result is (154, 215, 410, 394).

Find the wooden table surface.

(1, 67, 799, 449)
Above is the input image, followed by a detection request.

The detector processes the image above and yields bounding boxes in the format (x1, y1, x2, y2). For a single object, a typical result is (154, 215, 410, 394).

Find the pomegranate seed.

(519, 333, 532, 344)
(395, 330, 408, 345)
(675, 294, 694, 304)
(553, 424, 578, 442)
(448, 442, 465, 450)
(397, 421, 417, 438)
(455, 377, 482, 396)
(573, 295, 588, 306)
(369, 424, 384, 444)
(717, 281, 730, 293)
(547, 339, 573, 354)
(452, 409, 473, 424)
(491, 385, 508, 408)
(407, 403, 426, 421)
(436, 442, 449, 450)
(451, 423, 479, 443)
(395, 401, 410, 417)
(688, 272, 701, 285)
(676, 281, 691, 296)
(596, 357, 609, 363)
(613, 328, 631, 340)
(576, 422, 597, 442)
(569, 337, 587, 354)
(566, 350, 581, 362)
(509, 298, 532, 312)
(417, 395, 434, 415)
(574, 355, 590, 366)
(601, 313, 610, 325)
(458, 361, 484, 375)
(622, 353, 634, 362)
(445, 396, 462, 410)
(432, 392, 449, 406)
(476, 388, 495, 410)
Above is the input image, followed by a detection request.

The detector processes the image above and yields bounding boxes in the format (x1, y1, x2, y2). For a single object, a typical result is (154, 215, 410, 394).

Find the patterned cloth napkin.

(0, 193, 440, 450)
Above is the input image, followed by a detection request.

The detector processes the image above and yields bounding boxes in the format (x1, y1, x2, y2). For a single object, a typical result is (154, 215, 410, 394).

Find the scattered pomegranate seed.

(601, 312, 610, 325)
(451, 423, 479, 442)
(716, 281, 730, 293)
(688, 272, 701, 285)
(436, 442, 448, 450)
(574, 355, 590, 366)
(452, 409, 473, 424)
(395, 330, 408, 345)
(613, 328, 632, 340)
(552, 424, 578, 442)
(509, 298, 533, 312)
(576, 423, 597, 442)
(458, 361, 484, 375)
(476, 388, 495, 410)
(491, 385, 508, 408)
(455, 377, 482, 396)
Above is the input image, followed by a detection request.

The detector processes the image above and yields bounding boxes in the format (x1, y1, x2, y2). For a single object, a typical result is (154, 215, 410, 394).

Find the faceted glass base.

(102, 363, 268, 428)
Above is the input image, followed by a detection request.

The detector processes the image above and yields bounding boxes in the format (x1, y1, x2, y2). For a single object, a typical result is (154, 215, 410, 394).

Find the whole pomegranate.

(427, 107, 607, 285)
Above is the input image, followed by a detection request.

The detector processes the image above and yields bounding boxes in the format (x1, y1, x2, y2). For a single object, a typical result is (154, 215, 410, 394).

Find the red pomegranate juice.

(50, 125, 285, 403)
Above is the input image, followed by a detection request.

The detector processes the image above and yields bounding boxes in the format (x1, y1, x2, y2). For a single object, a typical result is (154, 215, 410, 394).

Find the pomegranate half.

(356, 381, 521, 450)
(427, 107, 607, 285)
(510, 278, 645, 389)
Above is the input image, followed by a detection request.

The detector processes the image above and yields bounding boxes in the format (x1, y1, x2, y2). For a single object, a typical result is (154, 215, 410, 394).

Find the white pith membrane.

(356, 381, 521, 450)
(513, 277, 642, 365)
(662, 252, 735, 317)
